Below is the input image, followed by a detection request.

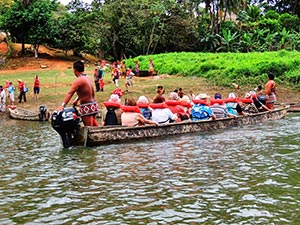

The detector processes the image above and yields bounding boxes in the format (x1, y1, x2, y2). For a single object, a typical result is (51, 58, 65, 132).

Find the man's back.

(71, 75, 95, 104)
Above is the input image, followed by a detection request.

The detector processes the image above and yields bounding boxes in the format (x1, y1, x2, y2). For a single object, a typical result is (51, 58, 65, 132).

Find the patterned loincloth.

(266, 93, 276, 104)
(79, 102, 99, 117)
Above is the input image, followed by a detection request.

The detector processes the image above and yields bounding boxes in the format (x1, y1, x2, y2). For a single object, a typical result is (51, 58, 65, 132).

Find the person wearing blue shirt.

(191, 93, 216, 121)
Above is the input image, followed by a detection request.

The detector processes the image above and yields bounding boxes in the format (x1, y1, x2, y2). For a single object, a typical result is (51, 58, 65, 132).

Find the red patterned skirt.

(79, 102, 99, 117)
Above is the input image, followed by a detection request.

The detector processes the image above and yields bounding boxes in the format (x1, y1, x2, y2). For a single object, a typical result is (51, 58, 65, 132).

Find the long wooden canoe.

(70, 105, 289, 147)
(287, 103, 300, 112)
(8, 106, 50, 121)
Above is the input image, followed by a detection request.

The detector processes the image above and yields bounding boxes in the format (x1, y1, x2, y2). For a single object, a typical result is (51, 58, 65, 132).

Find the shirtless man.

(57, 60, 99, 126)
(265, 73, 276, 110)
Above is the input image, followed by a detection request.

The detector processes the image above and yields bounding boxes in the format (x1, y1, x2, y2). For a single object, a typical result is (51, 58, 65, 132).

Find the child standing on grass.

(112, 65, 120, 88)
(7, 82, 15, 105)
(125, 67, 135, 92)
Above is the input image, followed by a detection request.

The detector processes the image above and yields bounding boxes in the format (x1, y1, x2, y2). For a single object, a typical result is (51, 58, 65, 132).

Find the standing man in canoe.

(57, 60, 99, 126)
(265, 73, 276, 110)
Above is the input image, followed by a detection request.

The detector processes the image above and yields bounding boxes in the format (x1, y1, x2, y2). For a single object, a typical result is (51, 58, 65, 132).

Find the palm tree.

(246, 5, 262, 22)
(217, 29, 239, 52)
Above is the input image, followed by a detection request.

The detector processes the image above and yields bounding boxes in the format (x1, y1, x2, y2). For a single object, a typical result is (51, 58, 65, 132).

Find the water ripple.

(0, 114, 299, 224)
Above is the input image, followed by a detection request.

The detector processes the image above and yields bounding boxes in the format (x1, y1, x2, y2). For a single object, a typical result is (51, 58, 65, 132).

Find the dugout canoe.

(286, 103, 300, 112)
(70, 105, 289, 147)
(8, 106, 50, 121)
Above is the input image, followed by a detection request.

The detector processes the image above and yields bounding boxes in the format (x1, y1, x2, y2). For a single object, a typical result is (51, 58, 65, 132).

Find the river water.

(0, 113, 299, 224)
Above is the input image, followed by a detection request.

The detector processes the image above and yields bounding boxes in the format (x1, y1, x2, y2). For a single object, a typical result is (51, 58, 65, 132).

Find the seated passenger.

(210, 93, 235, 118)
(121, 98, 159, 127)
(101, 94, 122, 126)
(178, 87, 184, 98)
(166, 92, 189, 122)
(191, 93, 216, 121)
(137, 95, 153, 120)
(154, 88, 165, 102)
(248, 91, 270, 112)
(225, 92, 245, 116)
(242, 92, 259, 114)
(180, 95, 192, 120)
(151, 95, 178, 124)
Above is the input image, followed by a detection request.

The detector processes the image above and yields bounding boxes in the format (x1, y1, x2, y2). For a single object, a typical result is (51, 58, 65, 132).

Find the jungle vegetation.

(0, 0, 300, 60)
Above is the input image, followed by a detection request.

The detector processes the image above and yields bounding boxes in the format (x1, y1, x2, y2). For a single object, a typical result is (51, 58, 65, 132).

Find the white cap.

(137, 95, 149, 104)
(109, 94, 121, 103)
(228, 92, 237, 98)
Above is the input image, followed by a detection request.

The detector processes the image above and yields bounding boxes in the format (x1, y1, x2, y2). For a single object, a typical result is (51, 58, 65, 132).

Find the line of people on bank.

(93, 61, 138, 93)
(0, 75, 41, 112)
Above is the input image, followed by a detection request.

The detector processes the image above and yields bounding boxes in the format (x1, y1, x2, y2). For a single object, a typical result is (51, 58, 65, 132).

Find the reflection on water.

(0, 113, 299, 224)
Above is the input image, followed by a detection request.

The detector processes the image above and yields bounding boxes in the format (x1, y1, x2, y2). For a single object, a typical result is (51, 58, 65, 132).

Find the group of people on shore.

(93, 60, 139, 94)
(0, 75, 40, 112)
(58, 60, 276, 128)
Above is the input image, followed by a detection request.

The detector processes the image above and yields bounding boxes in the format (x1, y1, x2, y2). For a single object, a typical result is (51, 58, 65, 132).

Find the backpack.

(104, 107, 118, 125)
(98, 69, 103, 79)
(191, 104, 210, 121)
(258, 95, 266, 105)
(141, 108, 152, 120)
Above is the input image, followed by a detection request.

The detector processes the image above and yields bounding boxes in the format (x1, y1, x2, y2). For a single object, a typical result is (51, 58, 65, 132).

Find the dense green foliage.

(0, 0, 300, 60)
(126, 50, 300, 88)
(0, 0, 58, 56)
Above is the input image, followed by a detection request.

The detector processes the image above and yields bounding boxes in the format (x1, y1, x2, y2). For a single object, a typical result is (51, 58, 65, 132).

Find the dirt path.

(0, 43, 77, 73)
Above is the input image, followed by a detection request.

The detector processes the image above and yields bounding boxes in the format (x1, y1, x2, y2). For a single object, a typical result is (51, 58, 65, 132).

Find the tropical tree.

(239, 32, 256, 52)
(275, 27, 292, 50)
(217, 29, 239, 52)
(0, 0, 58, 55)
(246, 5, 262, 22)
(278, 13, 300, 32)
(53, 12, 89, 56)
(253, 0, 300, 17)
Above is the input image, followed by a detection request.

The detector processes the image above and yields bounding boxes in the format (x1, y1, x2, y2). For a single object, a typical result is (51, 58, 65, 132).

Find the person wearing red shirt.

(17, 79, 26, 103)
(33, 75, 40, 101)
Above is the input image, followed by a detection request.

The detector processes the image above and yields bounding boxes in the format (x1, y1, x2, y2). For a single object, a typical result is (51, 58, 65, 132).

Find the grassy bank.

(126, 50, 300, 88)
(0, 51, 300, 112)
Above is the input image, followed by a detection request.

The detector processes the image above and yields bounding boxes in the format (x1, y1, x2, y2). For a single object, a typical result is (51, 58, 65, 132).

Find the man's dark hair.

(73, 60, 84, 72)
(257, 85, 262, 90)
(268, 73, 274, 80)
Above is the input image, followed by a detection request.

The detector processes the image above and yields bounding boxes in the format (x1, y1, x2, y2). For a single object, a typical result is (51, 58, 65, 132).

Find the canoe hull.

(8, 107, 50, 121)
(287, 103, 300, 112)
(73, 106, 289, 147)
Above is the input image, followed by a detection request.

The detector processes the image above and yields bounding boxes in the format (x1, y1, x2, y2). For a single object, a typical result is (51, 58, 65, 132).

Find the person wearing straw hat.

(17, 79, 26, 103)
(191, 93, 216, 121)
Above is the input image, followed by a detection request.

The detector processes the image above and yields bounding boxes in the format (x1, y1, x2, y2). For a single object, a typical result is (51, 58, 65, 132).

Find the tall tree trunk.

(112, 32, 118, 60)
(151, 28, 162, 54)
(34, 44, 39, 58)
(146, 23, 156, 55)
